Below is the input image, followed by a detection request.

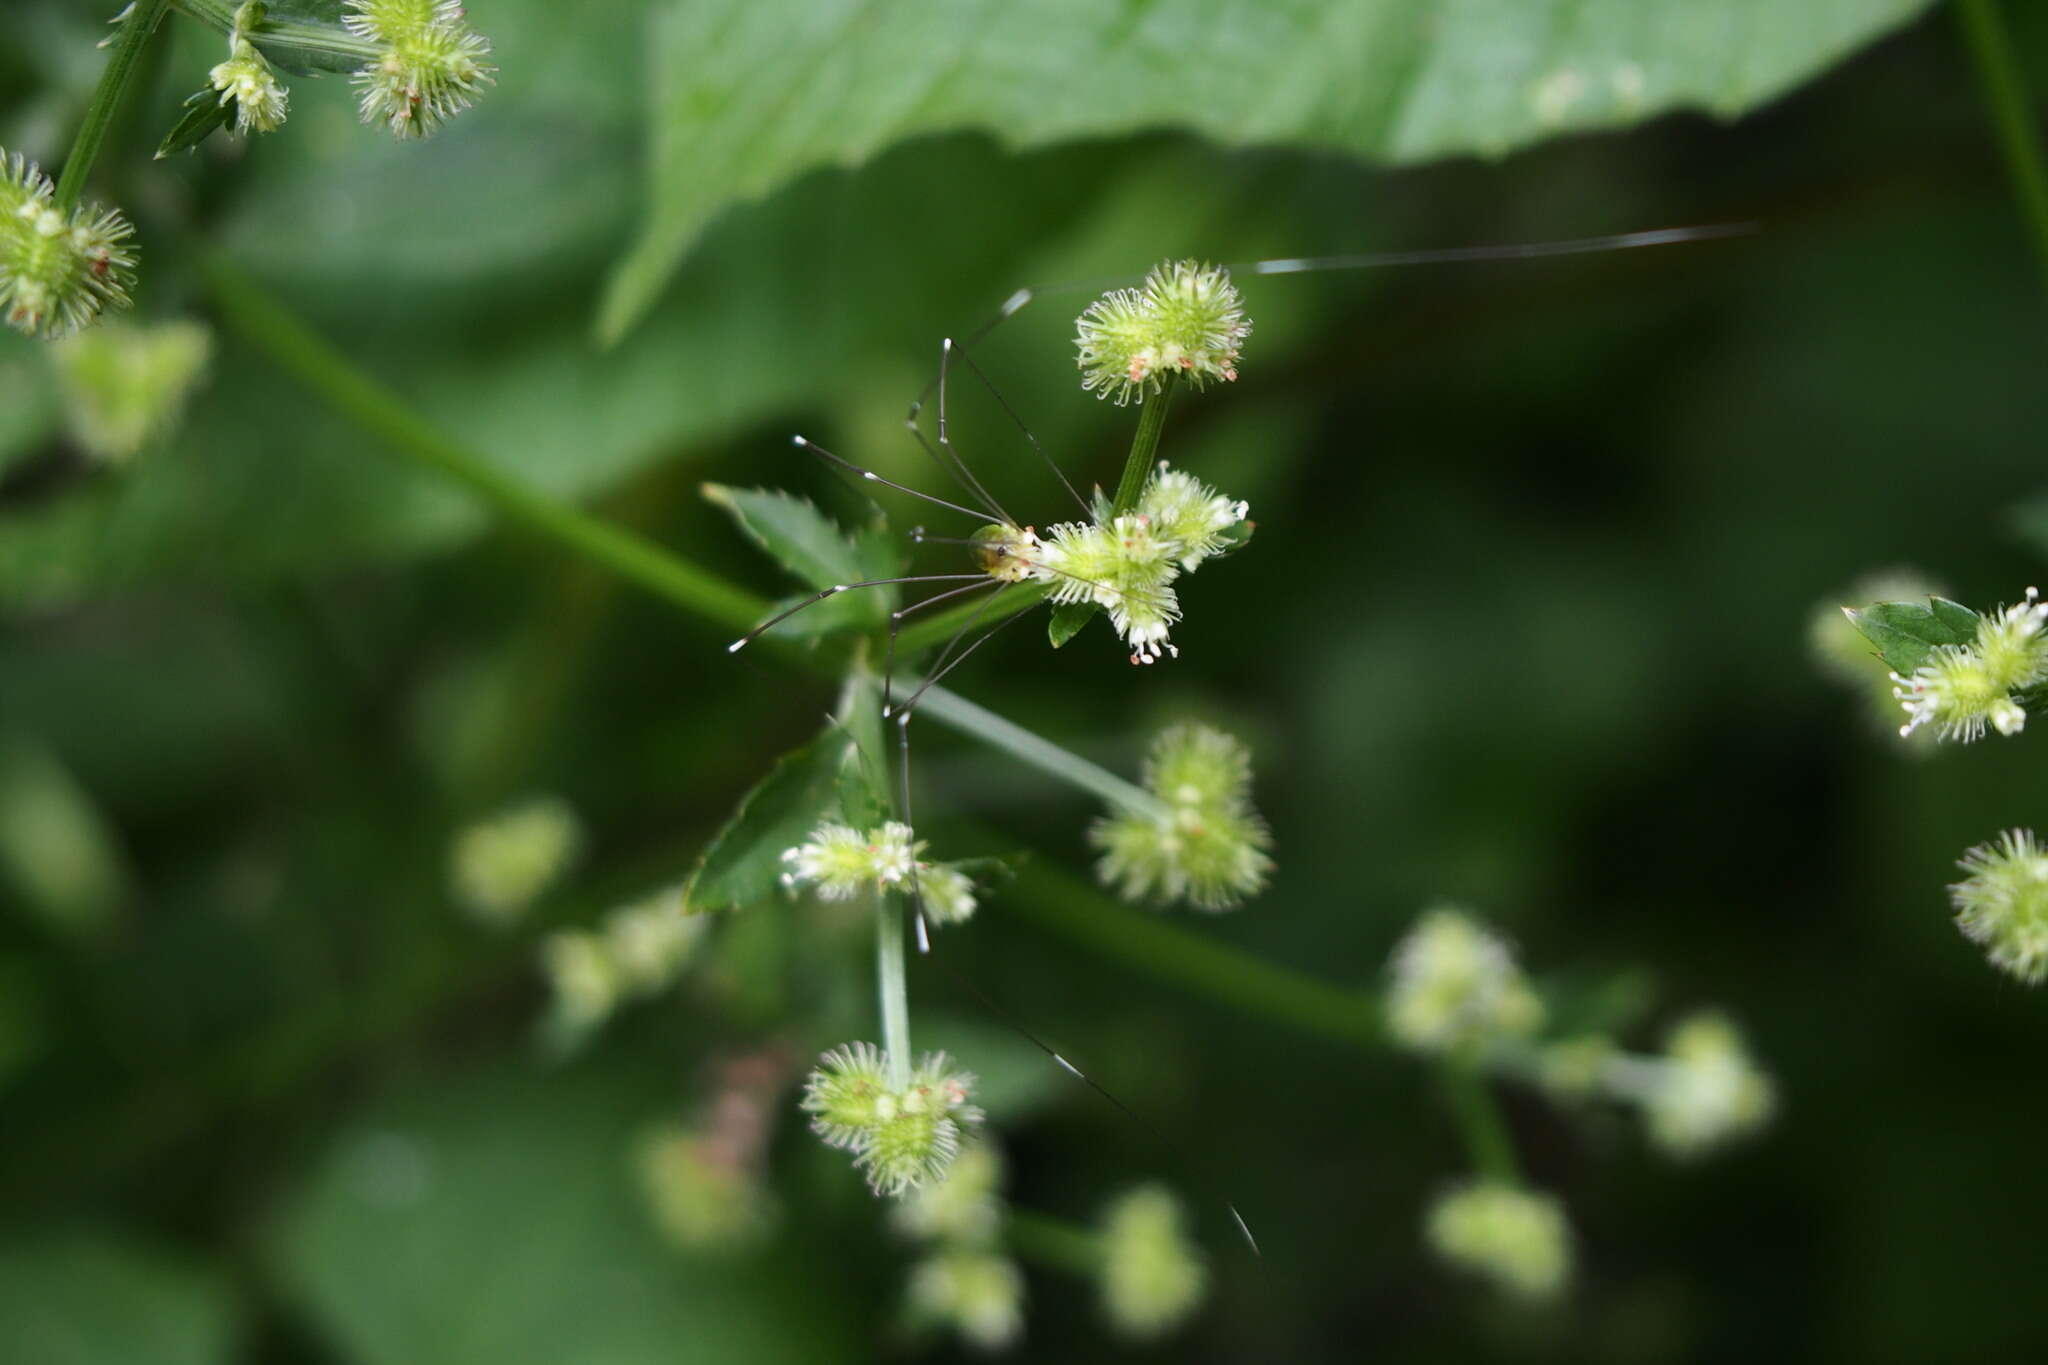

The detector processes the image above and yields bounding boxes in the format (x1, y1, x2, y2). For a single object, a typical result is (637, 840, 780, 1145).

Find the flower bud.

(905, 1251, 1025, 1351)
(1075, 261, 1251, 405)
(51, 319, 211, 463)
(1640, 1012, 1774, 1158)
(210, 36, 289, 135)
(1425, 1180, 1571, 1302)
(1950, 829, 2048, 984)
(1, 151, 137, 341)
(449, 795, 579, 925)
(1385, 907, 1545, 1053)
(344, 0, 496, 139)
(1099, 1184, 1207, 1340)
(892, 1142, 1004, 1245)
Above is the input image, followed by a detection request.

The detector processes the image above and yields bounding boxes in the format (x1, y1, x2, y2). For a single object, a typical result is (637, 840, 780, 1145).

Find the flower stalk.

(55, 0, 170, 217)
(1109, 375, 1176, 517)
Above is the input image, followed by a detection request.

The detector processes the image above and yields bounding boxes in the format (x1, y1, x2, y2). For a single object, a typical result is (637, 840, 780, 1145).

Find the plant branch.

(1957, 0, 2048, 287)
(200, 256, 769, 637)
(999, 854, 1380, 1049)
(1006, 1209, 1104, 1275)
(1441, 1052, 1520, 1183)
(875, 890, 913, 1088)
(1108, 375, 1175, 517)
(914, 688, 1162, 817)
(55, 0, 170, 216)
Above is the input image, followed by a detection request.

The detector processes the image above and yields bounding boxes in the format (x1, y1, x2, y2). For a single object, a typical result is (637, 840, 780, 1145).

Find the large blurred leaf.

(0, 1230, 236, 1365)
(274, 1062, 848, 1365)
(600, 0, 1934, 341)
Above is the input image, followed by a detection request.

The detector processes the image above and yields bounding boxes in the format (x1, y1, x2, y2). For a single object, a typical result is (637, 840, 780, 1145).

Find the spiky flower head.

(1099, 1184, 1207, 1341)
(539, 929, 618, 1036)
(781, 819, 979, 925)
(1893, 588, 2048, 741)
(51, 319, 211, 463)
(1076, 260, 1251, 404)
(449, 794, 580, 925)
(905, 1251, 1025, 1351)
(345, 0, 496, 139)
(1136, 465, 1250, 570)
(1, 151, 137, 341)
(1385, 907, 1545, 1053)
(1092, 724, 1273, 911)
(802, 1045, 981, 1197)
(1641, 1012, 1775, 1158)
(210, 35, 289, 135)
(1024, 462, 1246, 663)
(1951, 829, 2048, 984)
(1425, 1181, 1571, 1302)
(892, 1141, 1004, 1245)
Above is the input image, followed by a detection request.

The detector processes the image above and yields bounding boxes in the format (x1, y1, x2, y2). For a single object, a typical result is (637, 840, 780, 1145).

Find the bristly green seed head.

(802, 1045, 982, 1197)
(1, 151, 137, 341)
(1951, 828, 2048, 985)
(1384, 906, 1545, 1054)
(780, 819, 979, 925)
(1099, 1184, 1207, 1340)
(891, 1142, 1004, 1245)
(1425, 1181, 1571, 1302)
(344, 0, 496, 139)
(1075, 260, 1251, 405)
(1092, 724, 1273, 911)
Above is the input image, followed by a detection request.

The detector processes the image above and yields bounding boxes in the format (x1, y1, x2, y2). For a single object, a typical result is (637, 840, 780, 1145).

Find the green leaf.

(155, 89, 232, 160)
(1847, 598, 1980, 676)
(600, 0, 1936, 342)
(703, 484, 894, 638)
(683, 734, 842, 914)
(1047, 600, 1096, 649)
(274, 1062, 849, 1365)
(0, 1230, 236, 1365)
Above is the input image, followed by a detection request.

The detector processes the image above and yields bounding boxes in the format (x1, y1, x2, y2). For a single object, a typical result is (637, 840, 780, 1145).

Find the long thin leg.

(725, 573, 985, 653)
(906, 221, 1754, 417)
(933, 339, 1016, 527)
(949, 338, 1089, 519)
(794, 435, 994, 525)
(882, 578, 1001, 717)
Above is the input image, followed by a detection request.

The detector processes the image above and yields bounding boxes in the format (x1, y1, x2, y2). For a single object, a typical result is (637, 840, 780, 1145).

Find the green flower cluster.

(0, 151, 135, 341)
(801, 1043, 982, 1196)
(1092, 724, 1273, 910)
(1075, 260, 1251, 405)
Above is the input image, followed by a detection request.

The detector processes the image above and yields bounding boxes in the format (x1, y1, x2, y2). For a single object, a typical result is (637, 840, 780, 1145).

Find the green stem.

(1002, 855, 1379, 1048)
(200, 257, 768, 637)
(54, 0, 170, 217)
(1108, 376, 1175, 517)
(1007, 1210, 1105, 1275)
(875, 891, 913, 1089)
(915, 688, 1162, 817)
(1957, 0, 2048, 287)
(173, 0, 381, 62)
(1441, 1053, 1520, 1184)
(895, 581, 1046, 656)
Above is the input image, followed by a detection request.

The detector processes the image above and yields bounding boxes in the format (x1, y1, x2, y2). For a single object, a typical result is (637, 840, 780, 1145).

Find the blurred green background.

(4, 1, 2048, 1360)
